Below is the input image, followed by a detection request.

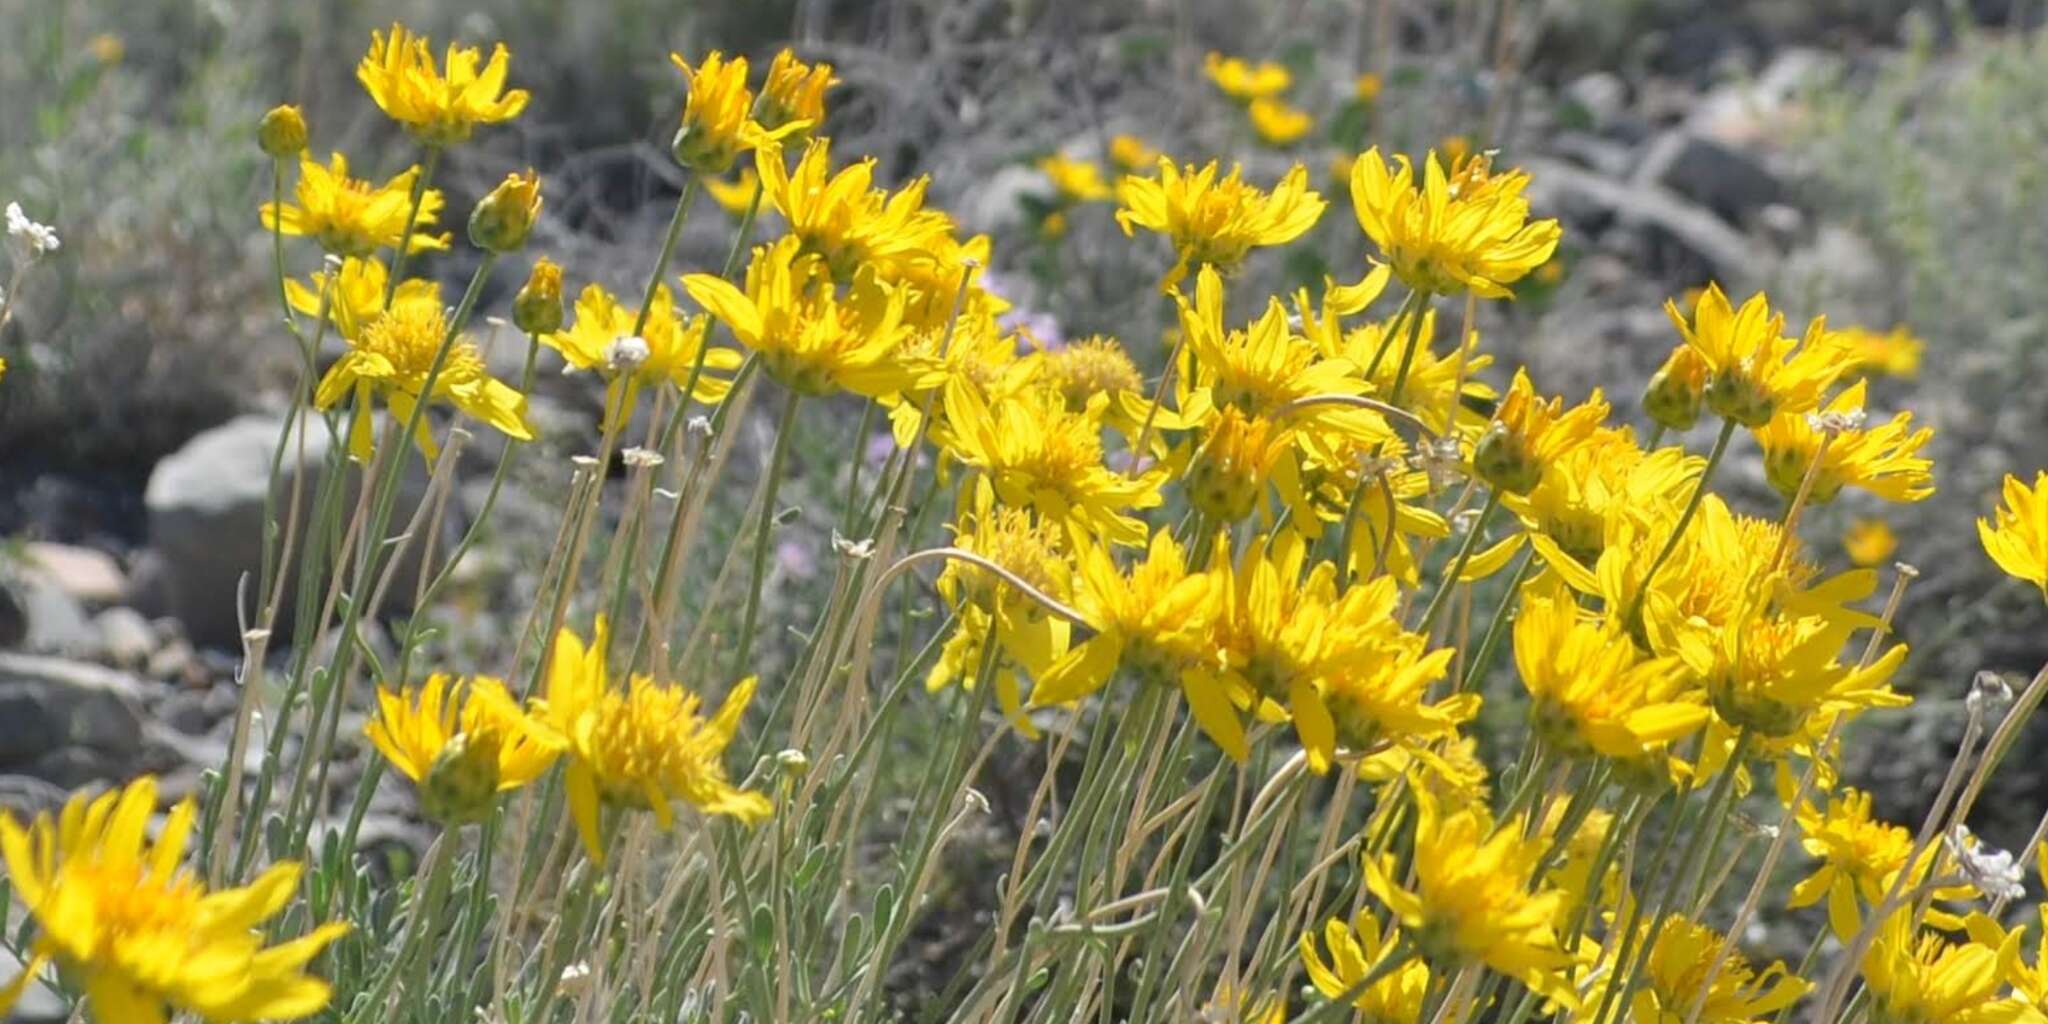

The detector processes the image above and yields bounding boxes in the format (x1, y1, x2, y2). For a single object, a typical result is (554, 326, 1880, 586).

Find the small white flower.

(1969, 671, 2015, 720)
(832, 531, 876, 560)
(6, 202, 60, 257)
(1806, 407, 1867, 434)
(1947, 824, 2026, 902)
(621, 446, 665, 469)
(604, 334, 650, 374)
(687, 415, 713, 438)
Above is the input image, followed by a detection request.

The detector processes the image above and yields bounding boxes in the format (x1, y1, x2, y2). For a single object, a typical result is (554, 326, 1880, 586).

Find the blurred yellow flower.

(260, 152, 449, 258)
(1844, 518, 1899, 567)
(365, 673, 565, 823)
(1583, 916, 1808, 1024)
(1300, 912, 1432, 1021)
(1644, 343, 1710, 432)
(1861, 908, 2033, 1024)
(1757, 379, 1935, 504)
(1038, 154, 1111, 203)
(757, 48, 837, 137)
(358, 23, 529, 145)
(258, 104, 308, 159)
(1248, 97, 1313, 146)
(1833, 323, 1925, 379)
(1204, 52, 1292, 101)
(535, 620, 772, 866)
(704, 168, 761, 217)
(1349, 147, 1561, 299)
(1980, 471, 2048, 599)
(1108, 133, 1156, 172)
(1116, 158, 1326, 290)
(0, 777, 349, 1023)
(1354, 72, 1384, 103)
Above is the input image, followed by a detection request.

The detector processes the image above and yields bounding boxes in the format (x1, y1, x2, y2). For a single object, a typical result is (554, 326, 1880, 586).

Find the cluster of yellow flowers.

(7, 24, 2048, 1024)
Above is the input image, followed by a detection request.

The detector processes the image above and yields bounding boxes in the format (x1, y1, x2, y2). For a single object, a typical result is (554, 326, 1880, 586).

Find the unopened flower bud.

(1643, 346, 1707, 433)
(775, 749, 811, 779)
(421, 731, 503, 825)
(258, 104, 308, 159)
(513, 257, 564, 335)
(470, 169, 543, 253)
(1472, 421, 1541, 495)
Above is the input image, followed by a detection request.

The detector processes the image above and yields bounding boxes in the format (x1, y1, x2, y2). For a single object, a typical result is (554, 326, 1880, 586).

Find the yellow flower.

(1644, 343, 1710, 432)
(1300, 912, 1432, 1023)
(1363, 791, 1578, 1008)
(1108, 134, 1156, 172)
(1503, 425, 1699, 580)
(757, 48, 837, 137)
(1184, 406, 1300, 525)
(311, 276, 534, 461)
(1980, 471, 2048, 599)
(1665, 284, 1848, 426)
(546, 281, 743, 404)
(1678, 598, 1909, 739)
(512, 256, 564, 336)
(928, 492, 1075, 732)
(1334, 307, 1498, 435)
(1116, 158, 1326, 290)
(1354, 72, 1384, 104)
(1041, 336, 1144, 414)
(1348, 147, 1562, 299)
(1861, 908, 2035, 1024)
(1248, 97, 1313, 146)
(1360, 733, 1492, 813)
(535, 620, 772, 866)
(667, 51, 803, 174)
(683, 236, 912, 398)
(1833, 323, 1925, 379)
(260, 152, 449, 258)
(1580, 916, 1808, 1024)
(1472, 368, 1610, 495)
(940, 385, 1163, 547)
(705, 167, 761, 217)
(1038, 153, 1111, 204)
(357, 23, 529, 145)
(1319, 634, 1478, 760)
(1178, 264, 1379, 421)
(756, 139, 955, 281)
(1757, 380, 1935, 504)
(1791, 789, 1922, 939)
(257, 104, 308, 159)
(365, 673, 565, 823)
(0, 777, 349, 1024)
(1512, 587, 1707, 768)
(1845, 518, 1899, 567)
(1203, 52, 1292, 101)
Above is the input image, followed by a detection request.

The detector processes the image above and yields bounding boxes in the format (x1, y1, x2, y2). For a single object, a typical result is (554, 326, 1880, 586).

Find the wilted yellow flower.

(1757, 380, 1935, 504)
(1204, 53, 1292, 101)
(1116, 158, 1326, 290)
(756, 139, 955, 280)
(468, 169, 543, 252)
(1665, 284, 1848, 426)
(512, 256, 564, 336)
(357, 23, 529, 145)
(1834, 323, 1925, 379)
(757, 48, 837, 137)
(313, 276, 534, 461)
(1980, 471, 2048, 599)
(535, 620, 772, 866)
(1861, 908, 2033, 1024)
(683, 236, 912, 398)
(365, 673, 565, 823)
(257, 104, 308, 158)
(941, 385, 1163, 547)
(261, 152, 449, 257)
(1513, 587, 1706, 767)
(1364, 791, 1578, 1007)
(1108, 134, 1156, 172)
(0, 777, 349, 1023)
(1473, 369, 1610, 495)
(1580, 916, 1808, 1024)
(1038, 154, 1111, 203)
(1300, 912, 1432, 1022)
(1845, 518, 1899, 568)
(1349, 147, 1561, 299)
(547, 281, 742, 404)
(1248, 97, 1313, 146)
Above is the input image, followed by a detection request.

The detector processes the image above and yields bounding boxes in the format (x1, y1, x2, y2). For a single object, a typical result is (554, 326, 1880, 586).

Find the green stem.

(633, 176, 700, 337)
(1623, 417, 1737, 626)
(1458, 549, 1534, 692)
(1415, 490, 1502, 638)
(1384, 289, 1433, 403)
(731, 388, 803, 679)
(1364, 290, 1422, 380)
(383, 147, 442, 305)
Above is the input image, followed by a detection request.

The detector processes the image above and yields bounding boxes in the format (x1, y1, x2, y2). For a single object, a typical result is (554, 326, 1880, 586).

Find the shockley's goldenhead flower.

(357, 22, 529, 145)
(260, 152, 449, 258)
(1116, 157, 1325, 290)
(0, 777, 349, 1024)
(1349, 147, 1561, 300)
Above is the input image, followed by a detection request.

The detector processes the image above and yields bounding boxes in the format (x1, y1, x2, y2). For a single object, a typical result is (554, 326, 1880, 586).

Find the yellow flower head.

(1300, 912, 1432, 1023)
(1042, 336, 1143, 411)
(258, 104, 308, 159)
(1354, 72, 1384, 104)
(1108, 134, 1157, 172)
(468, 169, 544, 253)
(1980, 471, 2048, 599)
(261, 152, 449, 258)
(1644, 343, 1711, 432)
(1791, 788, 1921, 939)
(1473, 369, 1610, 495)
(1505, 426, 1699, 580)
(1034, 528, 1223, 730)
(546, 281, 742, 405)
(513, 256, 565, 336)
(536, 620, 772, 866)
(1757, 380, 1935, 505)
(940, 385, 1164, 547)
(705, 167, 761, 217)
(757, 139, 956, 281)
(1185, 406, 1298, 525)
(365, 673, 565, 823)
(311, 277, 534, 461)
(757, 48, 837, 137)
(684, 236, 911, 398)
(358, 23, 529, 145)
(0, 777, 349, 1023)
(1679, 599, 1909, 739)
(1349, 147, 1562, 299)
(1336, 307, 1497, 435)
(1319, 635, 1477, 759)
(1665, 284, 1848, 426)
(1588, 915, 1809, 1024)
(1248, 97, 1313, 147)
(1179, 265, 1377, 421)
(930, 493, 1076, 731)
(1845, 518, 1899, 568)
(1116, 158, 1326, 290)
(1512, 587, 1706, 768)
(668, 51, 801, 174)
(1204, 53, 1292, 101)
(1833, 323, 1925, 379)
(1862, 908, 2031, 1024)
(1363, 792, 1578, 1008)
(1038, 154, 1111, 204)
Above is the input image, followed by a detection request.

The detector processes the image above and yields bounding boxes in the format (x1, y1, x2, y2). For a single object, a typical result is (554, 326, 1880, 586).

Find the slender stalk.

(731, 389, 803, 679)
(1385, 288, 1435, 404)
(383, 147, 443, 305)
(1623, 416, 1738, 625)
(1415, 490, 1502, 638)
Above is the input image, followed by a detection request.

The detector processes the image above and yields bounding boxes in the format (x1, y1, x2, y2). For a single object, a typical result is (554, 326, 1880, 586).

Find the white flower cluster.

(1947, 824, 2027, 903)
(5, 202, 60, 258)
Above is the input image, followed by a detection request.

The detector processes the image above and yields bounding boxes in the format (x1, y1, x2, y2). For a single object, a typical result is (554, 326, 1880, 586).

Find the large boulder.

(0, 653, 148, 784)
(143, 412, 460, 649)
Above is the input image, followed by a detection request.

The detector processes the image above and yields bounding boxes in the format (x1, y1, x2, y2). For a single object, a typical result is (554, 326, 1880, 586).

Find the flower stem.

(1385, 288, 1433, 404)
(383, 146, 443, 306)
(1415, 489, 1502, 638)
(731, 388, 803, 679)
(1624, 416, 1738, 626)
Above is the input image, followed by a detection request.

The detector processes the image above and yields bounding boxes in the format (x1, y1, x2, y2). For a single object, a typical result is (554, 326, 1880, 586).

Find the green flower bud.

(513, 257, 564, 336)
(469, 170, 543, 253)
(421, 732, 502, 825)
(258, 104, 308, 159)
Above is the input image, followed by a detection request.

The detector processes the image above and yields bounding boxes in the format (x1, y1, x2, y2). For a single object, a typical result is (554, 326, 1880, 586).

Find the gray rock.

(19, 542, 127, 606)
(94, 606, 158, 669)
(1562, 72, 1627, 130)
(0, 653, 147, 777)
(1, 572, 99, 658)
(1523, 157, 1762, 290)
(0, 773, 68, 820)
(1634, 128, 1784, 224)
(142, 412, 462, 649)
